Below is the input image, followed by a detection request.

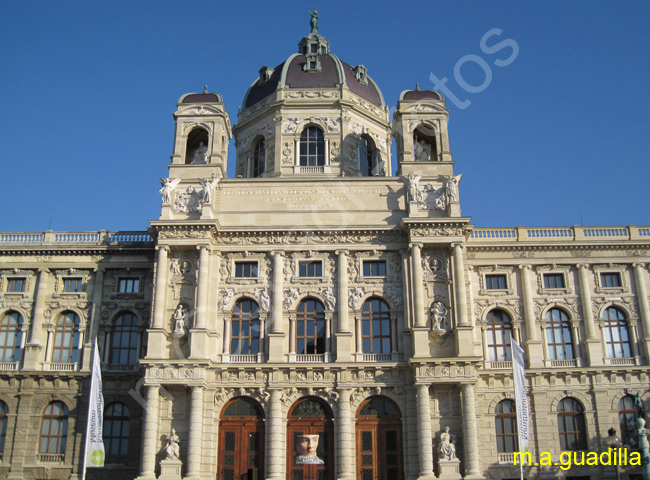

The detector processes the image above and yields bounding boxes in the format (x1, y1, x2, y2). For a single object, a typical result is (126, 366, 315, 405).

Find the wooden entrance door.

(356, 397, 403, 480)
(287, 397, 334, 480)
(218, 398, 265, 480)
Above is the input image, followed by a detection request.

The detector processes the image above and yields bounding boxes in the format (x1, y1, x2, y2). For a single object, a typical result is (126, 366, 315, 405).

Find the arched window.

(618, 395, 637, 445)
(218, 397, 265, 480)
(356, 396, 403, 480)
(0, 311, 24, 363)
(185, 128, 209, 164)
(486, 309, 512, 362)
(39, 401, 69, 454)
(110, 312, 140, 365)
(251, 138, 266, 177)
(361, 298, 391, 354)
(296, 299, 326, 355)
(300, 127, 325, 167)
(359, 135, 381, 176)
(495, 399, 518, 453)
(0, 401, 8, 458)
(545, 308, 574, 360)
(104, 402, 130, 458)
(231, 299, 260, 355)
(602, 307, 632, 358)
(52, 311, 81, 364)
(557, 398, 587, 451)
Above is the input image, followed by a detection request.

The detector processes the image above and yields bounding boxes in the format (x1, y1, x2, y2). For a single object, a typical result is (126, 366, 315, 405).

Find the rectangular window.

(299, 261, 322, 277)
(63, 278, 82, 293)
(363, 260, 386, 277)
(601, 272, 622, 288)
(543, 273, 565, 289)
(7, 278, 26, 293)
(485, 274, 507, 290)
(118, 278, 140, 293)
(235, 262, 258, 278)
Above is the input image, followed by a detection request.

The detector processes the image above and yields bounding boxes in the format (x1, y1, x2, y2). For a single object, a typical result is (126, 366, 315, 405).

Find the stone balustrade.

(469, 225, 650, 243)
(0, 230, 153, 246)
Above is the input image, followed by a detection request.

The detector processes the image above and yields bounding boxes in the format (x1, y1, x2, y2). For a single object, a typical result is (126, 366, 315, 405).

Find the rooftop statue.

(309, 10, 319, 33)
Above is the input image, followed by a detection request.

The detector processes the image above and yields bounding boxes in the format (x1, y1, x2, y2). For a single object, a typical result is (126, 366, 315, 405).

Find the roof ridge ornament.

(309, 9, 319, 33)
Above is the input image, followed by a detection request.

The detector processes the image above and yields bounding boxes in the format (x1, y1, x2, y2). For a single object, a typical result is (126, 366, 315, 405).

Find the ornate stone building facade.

(1, 21, 649, 480)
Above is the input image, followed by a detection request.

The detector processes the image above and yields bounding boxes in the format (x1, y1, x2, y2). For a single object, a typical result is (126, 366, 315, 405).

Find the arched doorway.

(356, 396, 403, 480)
(287, 397, 334, 480)
(218, 397, 265, 480)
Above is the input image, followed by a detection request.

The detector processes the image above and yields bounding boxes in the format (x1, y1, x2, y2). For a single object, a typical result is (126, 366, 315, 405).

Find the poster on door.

(294, 433, 325, 465)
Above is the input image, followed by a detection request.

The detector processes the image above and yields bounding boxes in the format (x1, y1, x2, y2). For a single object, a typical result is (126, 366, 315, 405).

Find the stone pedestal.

(159, 459, 183, 480)
(436, 459, 461, 479)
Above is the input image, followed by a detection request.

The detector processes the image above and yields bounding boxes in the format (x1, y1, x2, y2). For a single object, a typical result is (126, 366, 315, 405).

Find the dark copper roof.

(400, 90, 443, 101)
(179, 92, 223, 104)
(243, 53, 384, 109)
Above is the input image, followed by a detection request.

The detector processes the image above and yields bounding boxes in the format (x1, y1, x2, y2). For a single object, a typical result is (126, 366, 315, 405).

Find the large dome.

(242, 32, 385, 110)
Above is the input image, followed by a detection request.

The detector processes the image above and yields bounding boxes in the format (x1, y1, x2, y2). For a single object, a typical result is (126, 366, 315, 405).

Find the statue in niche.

(322, 287, 336, 310)
(164, 428, 181, 460)
(445, 174, 462, 203)
(199, 174, 219, 205)
(159, 177, 181, 204)
(173, 304, 189, 333)
(309, 10, 319, 33)
(258, 289, 270, 311)
(193, 141, 207, 163)
(414, 138, 431, 161)
(431, 301, 448, 332)
(406, 172, 422, 203)
(437, 426, 457, 460)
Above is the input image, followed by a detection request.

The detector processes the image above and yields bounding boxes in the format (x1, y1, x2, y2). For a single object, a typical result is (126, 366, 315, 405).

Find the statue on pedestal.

(437, 426, 457, 461)
(164, 428, 181, 460)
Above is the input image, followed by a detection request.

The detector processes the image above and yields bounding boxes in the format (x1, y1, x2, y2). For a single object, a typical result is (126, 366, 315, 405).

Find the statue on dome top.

(309, 10, 319, 33)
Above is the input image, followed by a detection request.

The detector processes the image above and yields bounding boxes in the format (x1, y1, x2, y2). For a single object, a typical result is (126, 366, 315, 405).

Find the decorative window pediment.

(353, 65, 368, 85)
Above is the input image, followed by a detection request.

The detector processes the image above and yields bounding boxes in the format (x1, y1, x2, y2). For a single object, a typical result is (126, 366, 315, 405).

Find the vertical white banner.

(511, 339, 529, 453)
(86, 340, 105, 468)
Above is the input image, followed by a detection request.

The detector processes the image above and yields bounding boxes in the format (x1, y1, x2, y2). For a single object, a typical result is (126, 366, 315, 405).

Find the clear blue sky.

(1, 0, 649, 232)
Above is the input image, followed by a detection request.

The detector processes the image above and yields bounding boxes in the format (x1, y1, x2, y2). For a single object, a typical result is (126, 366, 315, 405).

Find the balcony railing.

(0, 230, 153, 247)
(44, 363, 78, 372)
(292, 354, 328, 363)
(484, 361, 512, 370)
(359, 353, 395, 362)
(545, 359, 580, 368)
(102, 363, 140, 372)
(469, 225, 650, 243)
(0, 362, 18, 371)
(37, 453, 65, 463)
(497, 453, 515, 464)
(223, 354, 262, 363)
(606, 357, 637, 366)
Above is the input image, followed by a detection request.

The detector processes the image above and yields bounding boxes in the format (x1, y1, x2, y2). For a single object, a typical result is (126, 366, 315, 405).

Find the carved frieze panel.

(214, 231, 406, 246)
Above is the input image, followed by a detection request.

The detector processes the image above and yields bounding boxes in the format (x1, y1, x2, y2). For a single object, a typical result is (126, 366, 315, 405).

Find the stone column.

(271, 251, 284, 333)
(186, 386, 204, 479)
(337, 389, 354, 480)
(461, 383, 481, 478)
(336, 250, 353, 362)
(633, 263, 650, 360)
(268, 252, 285, 362)
(336, 250, 350, 332)
(267, 389, 285, 480)
(577, 264, 603, 366)
(138, 385, 160, 480)
(415, 384, 436, 480)
(411, 243, 426, 328)
(195, 246, 210, 329)
(452, 243, 469, 327)
(152, 246, 169, 329)
(453, 243, 474, 356)
(24, 268, 50, 369)
(355, 315, 363, 354)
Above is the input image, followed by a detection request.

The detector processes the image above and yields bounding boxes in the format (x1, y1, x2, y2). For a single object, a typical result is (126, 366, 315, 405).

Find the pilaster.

(148, 246, 170, 359)
(23, 268, 49, 369)
(136, 385, 160, 480)
(633, 263, 650, 360)
(519, 264, 543, 367)
(577, 264, 603, 366)
(185, 386, 204, 479)
(336, 389, 354, 480)
(461, 383, 482, 479)
(266, 389, 285, 480)
(415, 384, 436, 480)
